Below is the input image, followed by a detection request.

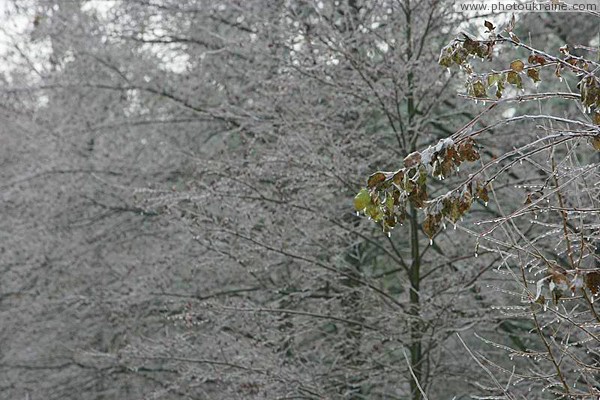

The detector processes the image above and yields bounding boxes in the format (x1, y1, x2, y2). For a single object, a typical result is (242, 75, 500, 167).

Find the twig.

(402, 349, 429, 400)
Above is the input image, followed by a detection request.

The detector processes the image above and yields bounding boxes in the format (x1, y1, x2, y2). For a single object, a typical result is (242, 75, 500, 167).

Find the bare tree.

(129, 1, 507, 398)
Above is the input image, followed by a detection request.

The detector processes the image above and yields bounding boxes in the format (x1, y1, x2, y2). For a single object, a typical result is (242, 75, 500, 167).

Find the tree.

(357, 13, 600, 398)
(4, 1, 597, 399)
(2, 0, 495, 398)
(1, 1, 211, 397)
(131, 0, 509, 398)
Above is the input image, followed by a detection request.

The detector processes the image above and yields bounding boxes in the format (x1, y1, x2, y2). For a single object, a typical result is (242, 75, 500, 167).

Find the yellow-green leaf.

(366, 204, 383, 221)
(487, 73, 501, 86)
(354, 188, 371, 211)
(385, 194, 394, 211)
(507, 71, 523, 89)
(472, 80, 487, 98)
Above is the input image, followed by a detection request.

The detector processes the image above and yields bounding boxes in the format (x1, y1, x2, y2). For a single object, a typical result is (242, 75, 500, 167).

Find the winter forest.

(1, 0, 599, 399)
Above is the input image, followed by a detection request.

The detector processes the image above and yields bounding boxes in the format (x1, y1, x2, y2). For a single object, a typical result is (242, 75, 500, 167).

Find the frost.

(420, 137, 455, 167)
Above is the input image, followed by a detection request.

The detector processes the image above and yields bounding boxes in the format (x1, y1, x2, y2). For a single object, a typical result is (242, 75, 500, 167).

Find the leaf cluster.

(354, 137, 489, 237)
